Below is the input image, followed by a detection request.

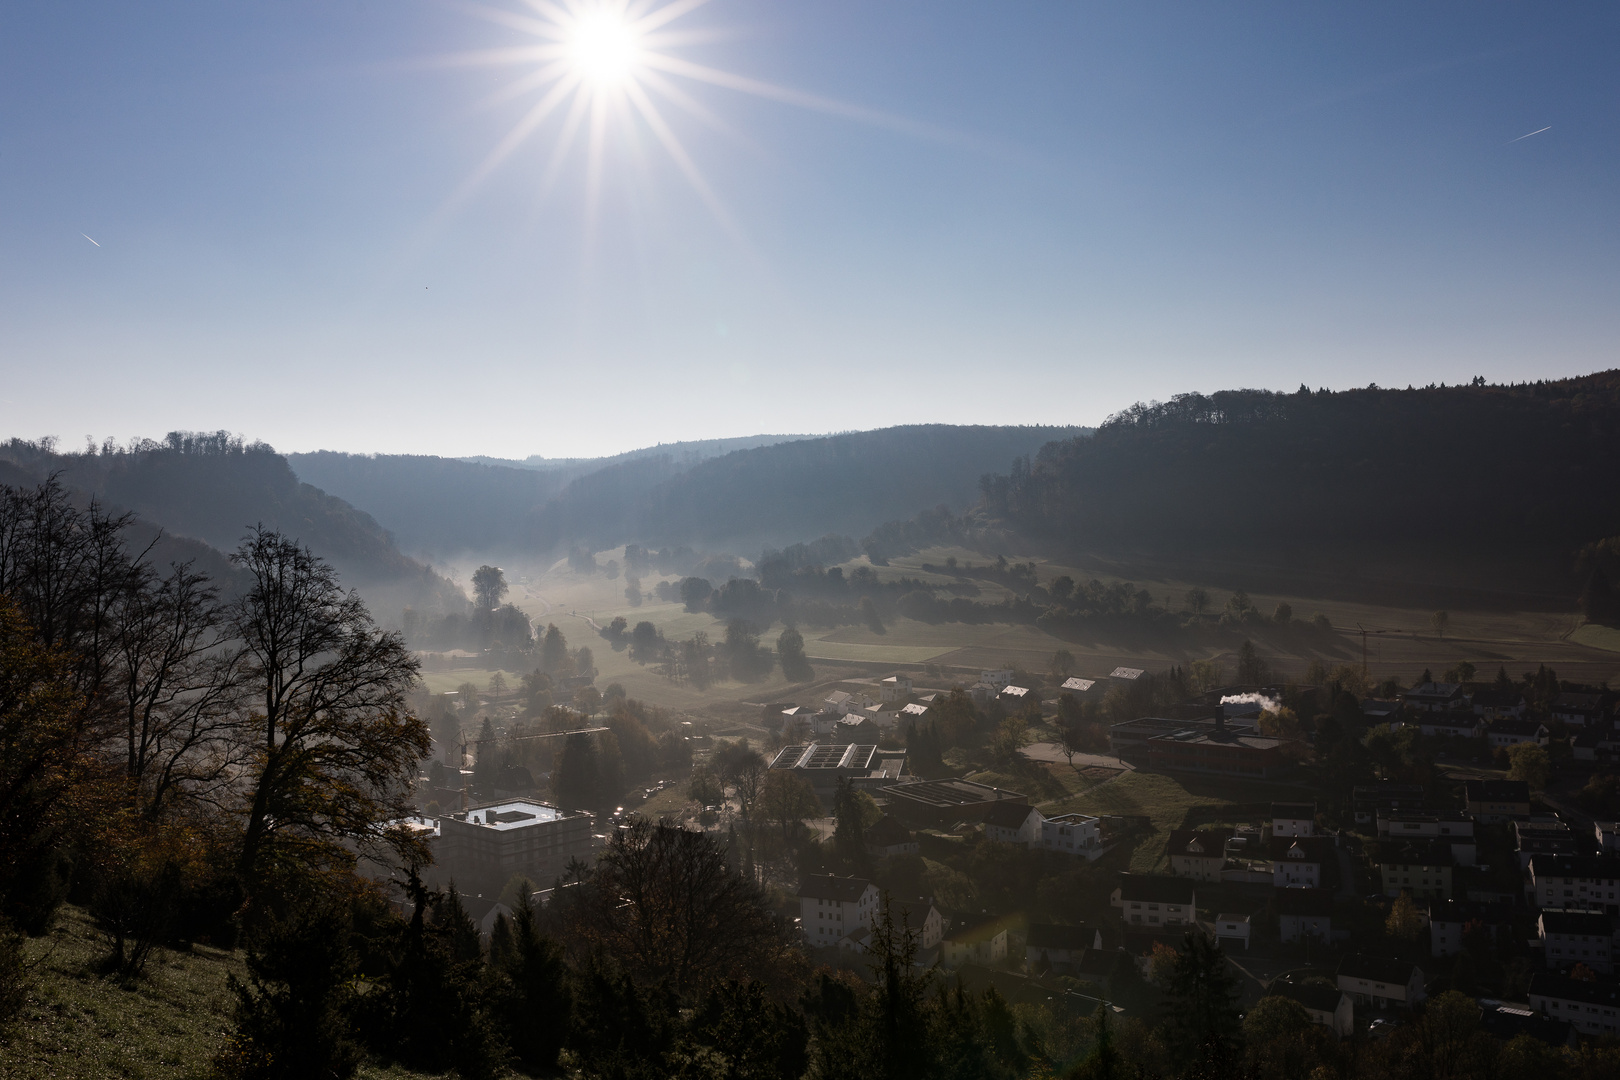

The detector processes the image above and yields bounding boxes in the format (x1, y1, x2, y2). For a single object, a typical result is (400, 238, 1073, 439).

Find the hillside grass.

(0, 908, 433, 1080)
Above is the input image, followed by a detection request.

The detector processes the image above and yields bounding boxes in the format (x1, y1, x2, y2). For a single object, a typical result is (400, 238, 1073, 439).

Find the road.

(1021, 742, 1135, 772)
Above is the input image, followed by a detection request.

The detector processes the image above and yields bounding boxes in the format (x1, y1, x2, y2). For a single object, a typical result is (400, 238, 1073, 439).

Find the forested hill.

(293, 424, 1086, 557)
(0, 434, 465, 613)
(978, 372, 1620, 592)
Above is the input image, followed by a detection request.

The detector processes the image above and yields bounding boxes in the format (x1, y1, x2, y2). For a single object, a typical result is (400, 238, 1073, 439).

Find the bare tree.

(229, 529, 430, 882)
(109, 562, 243, 819)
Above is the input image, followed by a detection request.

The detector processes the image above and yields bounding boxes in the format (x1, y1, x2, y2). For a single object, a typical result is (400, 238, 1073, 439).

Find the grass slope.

(0, 908, 426, 1080)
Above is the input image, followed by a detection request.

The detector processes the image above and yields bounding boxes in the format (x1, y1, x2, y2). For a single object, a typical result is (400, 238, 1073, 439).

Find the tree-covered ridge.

(977, 372, 1620, 585)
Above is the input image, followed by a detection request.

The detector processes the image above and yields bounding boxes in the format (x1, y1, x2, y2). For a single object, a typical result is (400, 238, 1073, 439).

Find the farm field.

(452, 545, 1620, 721)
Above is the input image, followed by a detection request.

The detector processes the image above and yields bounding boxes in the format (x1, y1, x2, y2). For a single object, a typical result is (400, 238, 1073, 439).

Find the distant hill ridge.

(292, 424, 1088, 558)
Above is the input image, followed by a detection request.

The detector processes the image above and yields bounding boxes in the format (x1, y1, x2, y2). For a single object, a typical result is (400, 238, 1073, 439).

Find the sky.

(2, 1, 1617, 458)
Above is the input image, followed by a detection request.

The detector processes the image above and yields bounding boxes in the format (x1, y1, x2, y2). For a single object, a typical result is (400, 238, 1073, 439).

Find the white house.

(1597, 822, 1620, 853)
(1214, 913, 1250, 950)
(1167, 829, 1231, 882)
(1539, 909, 1615, 974)
(1272, 802, 1316, 837)
(1109, 667, 1145, 681)
(1061, 677, 1097, 695)
(1427, 901, 1510, 957)
(1551, 692, 1606, 727)
(1487, 719, 1550, 749)
(982, 802, 1044, 846)
(799, 875, 880, 947)
(1336, 955, 1426, 1009)
(1270, 836, 1328, 889)
(1528, 855, 1620, 913)
(879, 674, 914, 703)
(1112, 876, 1196, 927)
(1269, 982, 1355, 1039)
(1041, 813, 1101, 856)
(999, 685, 1033, 706)
(1025, 923, 1103, 973)
(1529, 973, 1620, 1038)
(980, 669, 1014, 690)
(1419, 715, 1485, 739)
(841, 895, 944, 953)
(1276, 889, 1334, 943)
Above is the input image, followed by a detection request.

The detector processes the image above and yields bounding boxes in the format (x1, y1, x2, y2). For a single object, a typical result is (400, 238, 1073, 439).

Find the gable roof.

(1465, 778, 1530, 803)
(1337, 954, 1420, 986)
(1267, 835, 1331, 862)
(982, 802, 1041, 830)
(1117, 875, 1195, 905)
(1269, 980, 1344, 1014)
(1027, 923, 1098, 951)
(1529, 854, 1620, 880)
(1540, 909, 1615, 936)
(865, 815, 914, 847)
(799, 874, 874, 903)
(1529, 972, 1620, 1008)
(1167, 828, 1231, 859)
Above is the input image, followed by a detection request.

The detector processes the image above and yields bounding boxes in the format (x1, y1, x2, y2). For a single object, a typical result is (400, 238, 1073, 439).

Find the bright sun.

(568, 8, 639, 87)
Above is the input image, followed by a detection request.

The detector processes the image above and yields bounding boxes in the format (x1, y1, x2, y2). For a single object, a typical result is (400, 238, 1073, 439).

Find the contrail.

(81, 233, 100, 247)
(1509, 126, 1551, 143)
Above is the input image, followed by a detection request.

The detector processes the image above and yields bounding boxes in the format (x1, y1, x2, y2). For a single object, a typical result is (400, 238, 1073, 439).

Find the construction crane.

(453, 725, 609, 813)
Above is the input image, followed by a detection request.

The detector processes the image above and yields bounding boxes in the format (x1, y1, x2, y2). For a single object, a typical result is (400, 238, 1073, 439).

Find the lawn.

(0, 908, 447, 1080)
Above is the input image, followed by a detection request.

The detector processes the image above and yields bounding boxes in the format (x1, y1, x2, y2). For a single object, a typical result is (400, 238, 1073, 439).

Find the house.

(1166, 829, 1232, 882)
(1571, 728, 1619, 763)
(1597, 822, 1620, 853)
(1528, 972, 1620, 1038)
(1276, 888, 1334, 943)
(1060, 677, 1097, 695)
(1109, 716, 1214, 756)
(1360, 698, 1403, 722)
(1375, 840, 1453, 900)
(1109, 667, 1146, 681)
(823, 691, 856, 715)
(1040, 813, 1102, 856)
(1272, 802, 1317, 837)
(1552, 692, 1606, 727)
(460, 894, 514, 942)
(1379, 812, 1477, 866)
(999, 685, 1032, 706)
(1515, 819, 1578, 869)
(769, 742, 908, 798)
(884, 778, 1028, 829)
(879, 674, 914, 703)
(1270, 835, 1331, 889)
(1214, 913, 1250, 950)
(982, 802, 1044, 846)
(888, 896, 945, 949)
(1402, 682, 1468, 713)
(864, 816, 919, 860)
(1539, 909, 1615, 974)
(1111, 876, 1197, 927)
(1464, 779, 1531, 822)
(898, 702, 932, 725)
(969, 683, 998, 705)
(431, 800, 597, 895)
(799, 875, 880, 947)
(943, 915, 1008, 968)
(1427, 900, 1510, 957)
(1487, 718, 1550, 748)
(826, 717, 883, 744)
(1478, 1002, 1576, 1048)
(1470, 687, 1529, 719)
(1268, 980, 1355, 1038)
(1353, 782, 1426, 825)
(1336, 955, 1426, 1009)
(1419, 715, 1485, 739)
(980, 669, 1014, 690)
(1025, 923, 1103, 973)
(1528, 855, 1620, 914)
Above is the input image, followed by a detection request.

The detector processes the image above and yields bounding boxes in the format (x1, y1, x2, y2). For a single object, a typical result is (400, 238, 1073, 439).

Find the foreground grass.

(0, 907, 436, 1080)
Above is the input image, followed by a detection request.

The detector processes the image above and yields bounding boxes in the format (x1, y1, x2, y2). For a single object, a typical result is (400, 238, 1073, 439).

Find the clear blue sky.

(3, 2, 1616, 457)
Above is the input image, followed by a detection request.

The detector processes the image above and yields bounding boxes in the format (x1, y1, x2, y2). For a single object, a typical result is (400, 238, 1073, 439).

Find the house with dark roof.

(1552, 691, 1606, 727)
(864, 815, 919, 860)
(1336, 955, 1426, 1008)
(1529, 972, 1620, 1038)
(1374, 839, 1454, 900)
(1417, 714, 1485, 740)
(1166, 829, 1231, 882)
(943, 914, 1009, 968)
(1353, 782, 1425, 825)
(1464, 779, 1530, 823)
(1214, 913, 1250, 950)
(798, 875, 879, 947)
(1528, 854, 1620, 914)
(1276, 888, 1334, 943)
(1378, 812, 1476, 865)
(1025, 923, 1103, 973)
(1401, 682, 1468, 713)
(1111, 875, 1196, 927)
(1470, 687, 1528, 719)
(1270, 835, 1331, 889)
(982, 802, 1044, 846)
(1539, 909, 1615, 974)
(1267, 979, 1354, 1037)
(1272, 802, 1317, 837)
(1478, 1002, 1575, 1048)
(1426, 900, 1511, 957)
(1514, 819, 1577, 870)
(1487, 718, 1549, 749)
